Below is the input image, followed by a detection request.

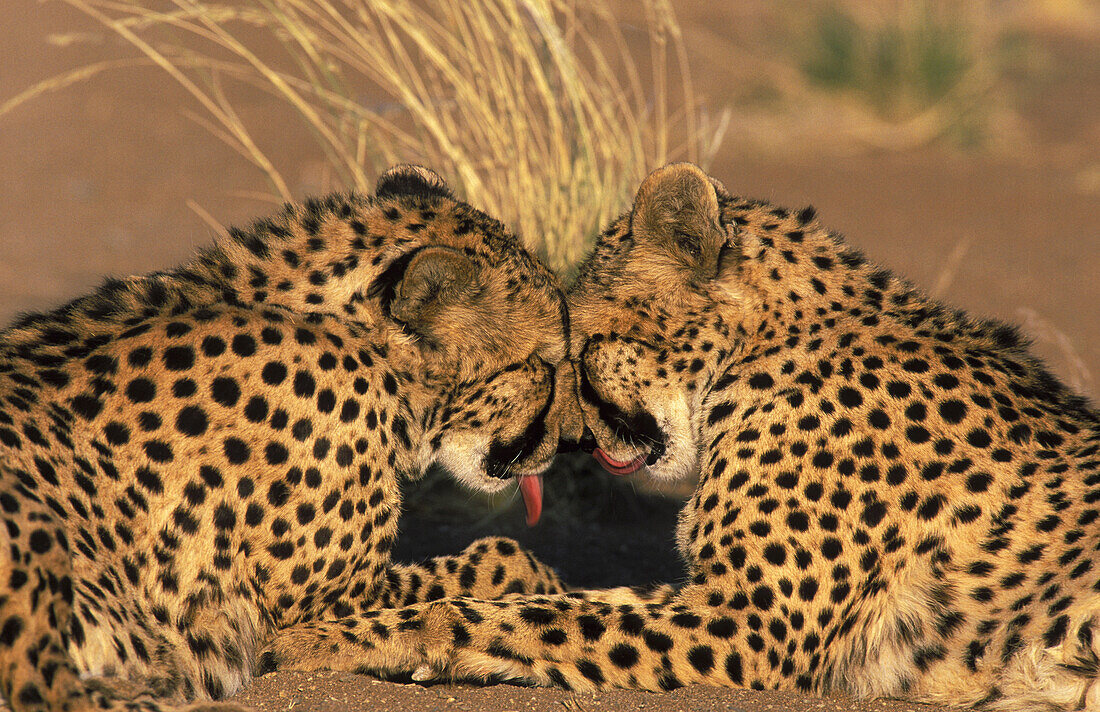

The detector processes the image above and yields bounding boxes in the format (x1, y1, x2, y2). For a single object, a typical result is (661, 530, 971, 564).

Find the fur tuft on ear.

(388, 247, 480, 343)
(375, 164, 453, 200)
(630, 163, 737, 279)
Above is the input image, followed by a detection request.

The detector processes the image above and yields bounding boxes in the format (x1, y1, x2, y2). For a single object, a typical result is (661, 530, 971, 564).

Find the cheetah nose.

(558, 426, 597, 454)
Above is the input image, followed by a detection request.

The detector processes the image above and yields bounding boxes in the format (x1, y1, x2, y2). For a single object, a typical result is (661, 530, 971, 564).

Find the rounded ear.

(389, 247, 481, 342)
(375, 164, 453, 200)
(629, 163, 739, 279)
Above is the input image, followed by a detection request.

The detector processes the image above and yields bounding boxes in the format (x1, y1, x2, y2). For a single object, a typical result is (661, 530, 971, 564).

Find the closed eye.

(674, 230, 700, 257)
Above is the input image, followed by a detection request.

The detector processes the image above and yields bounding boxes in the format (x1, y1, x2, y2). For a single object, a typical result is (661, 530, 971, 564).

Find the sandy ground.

(1, 2, 1099, 711)
(233, 670, 946, 712)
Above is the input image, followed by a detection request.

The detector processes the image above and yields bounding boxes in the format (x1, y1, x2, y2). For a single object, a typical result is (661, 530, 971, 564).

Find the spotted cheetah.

(282, 163, 1100, 711)
(0, 165, 581, 711)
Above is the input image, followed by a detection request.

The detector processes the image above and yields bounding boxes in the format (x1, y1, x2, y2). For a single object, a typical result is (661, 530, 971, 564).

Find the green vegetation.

(797, 1, 1021, 145)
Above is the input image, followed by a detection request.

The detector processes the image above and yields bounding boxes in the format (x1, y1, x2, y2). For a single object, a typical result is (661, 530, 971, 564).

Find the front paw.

(257, 605, 460, 680)
(257, 620, 350, 674)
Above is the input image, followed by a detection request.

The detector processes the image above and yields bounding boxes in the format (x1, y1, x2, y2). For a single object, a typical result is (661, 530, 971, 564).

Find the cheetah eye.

(675, 231, 700, 258)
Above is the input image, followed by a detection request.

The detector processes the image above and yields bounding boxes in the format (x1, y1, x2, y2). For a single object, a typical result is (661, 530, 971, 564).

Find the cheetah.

(280, 163, 1100, 711)
(0, 165, 581, 711)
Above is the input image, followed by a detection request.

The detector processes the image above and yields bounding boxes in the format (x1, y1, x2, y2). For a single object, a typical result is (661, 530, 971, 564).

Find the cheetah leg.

(377, 537, 568, 607)
(383, 588, 785, 691)
(0, 468, 90, 712)
(0, 466, 247, 712)
(258, 586, 749, 690)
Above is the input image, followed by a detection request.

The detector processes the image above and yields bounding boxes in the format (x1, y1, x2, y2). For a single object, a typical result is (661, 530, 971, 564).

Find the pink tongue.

(593, 447, 646, 476)
(519, 474, 543, 526)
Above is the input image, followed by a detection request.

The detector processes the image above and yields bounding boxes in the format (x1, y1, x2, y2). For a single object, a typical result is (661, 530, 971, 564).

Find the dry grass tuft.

(8, 0, 726, 271)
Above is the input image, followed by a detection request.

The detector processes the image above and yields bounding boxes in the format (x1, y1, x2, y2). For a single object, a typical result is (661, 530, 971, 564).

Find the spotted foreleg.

(261, 586, 760, 691)
(378, 537, 567, 607)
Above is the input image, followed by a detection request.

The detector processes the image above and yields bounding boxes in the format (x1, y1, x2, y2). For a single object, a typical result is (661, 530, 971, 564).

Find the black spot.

(764, 543, 787, 565)
(224, 438, 250, 465)
(163, 346, 195, 371)
(575, 660, 604, 686)
(128, 347, 153, 367)
(28, 529, 53, 554)
(939, 400, 967, 424)
(294, 371, 316, 398)
(1044, 615, 1069, 647)
(143, 440, 173, 463)
(375, 167, 452, 199)
(244, 397, 269, 424)
(967, 429, 992, 449)
(725, 652, 744, 684)
(519, 606, 556, 626)
(136, 466, 164, 494)
(339, 400, 361, 423)
(578, 615, 605, 642)
(837, 387, 863, 408)
(231, 334, 257, 357)
(0, 616, 24, 646)
(211, 377, 241, 407)
(316, 389, 336, 413)
(708, 402, 736, 425)
(901, 358, 929, 373)
(213, 504, 236, 530)
(671, 612, 702, 628)
(292, 419, 313, 441)
(126, 378, 156, 403)
(748, 373, 774, 390)
(643, 630, 673, 652)
(262, 362, 288, 386)
(175, 406, 208, 437)
(967, 473, 993, 493)
(265, 442, 290, 467)
(752, 586, 774, 611)
(608, 643, 639, 668)
(201, 336, 226, 356)
(862, 501, 887, 528)
(267, 541, 294, 560)
(172, 378, 197, 398)
(706, 618, 737, 639)
(918, 495, 946, 520)
(687, 645, 715, 674)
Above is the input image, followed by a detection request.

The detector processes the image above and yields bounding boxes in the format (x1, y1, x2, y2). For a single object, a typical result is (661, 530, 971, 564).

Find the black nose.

(559, 426, 597, 454)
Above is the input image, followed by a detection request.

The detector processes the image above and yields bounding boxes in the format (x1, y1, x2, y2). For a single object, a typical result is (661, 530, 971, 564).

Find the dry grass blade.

(19, 0, 723, 271)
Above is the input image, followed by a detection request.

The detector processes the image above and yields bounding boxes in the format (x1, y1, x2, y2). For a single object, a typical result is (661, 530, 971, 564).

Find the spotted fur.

(300, 164, 1100, 711)
(0, 166, 578, 711)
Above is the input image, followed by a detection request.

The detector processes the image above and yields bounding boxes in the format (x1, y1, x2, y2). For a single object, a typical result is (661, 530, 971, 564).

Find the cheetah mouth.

(577, 360, 669, 474)
(592, 440, 665, 475)
(592, 448, 647, 475)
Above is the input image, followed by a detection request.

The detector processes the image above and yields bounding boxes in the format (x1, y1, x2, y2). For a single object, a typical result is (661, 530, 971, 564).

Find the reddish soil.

(2, 2, 1098, 711)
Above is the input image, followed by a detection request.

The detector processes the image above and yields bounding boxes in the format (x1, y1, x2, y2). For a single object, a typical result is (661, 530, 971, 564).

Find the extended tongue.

(519, 474, 543, 526)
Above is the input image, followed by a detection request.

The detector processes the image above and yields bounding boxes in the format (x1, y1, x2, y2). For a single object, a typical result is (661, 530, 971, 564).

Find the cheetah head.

(568, 163, 745, 482)
(367, 167, 583, 523)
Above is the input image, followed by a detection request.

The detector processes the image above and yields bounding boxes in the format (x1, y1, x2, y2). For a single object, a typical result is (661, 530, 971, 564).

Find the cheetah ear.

(630, 163, 738, 280)
(385, 247, 481, 344)
(376, 164, 453, 200)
